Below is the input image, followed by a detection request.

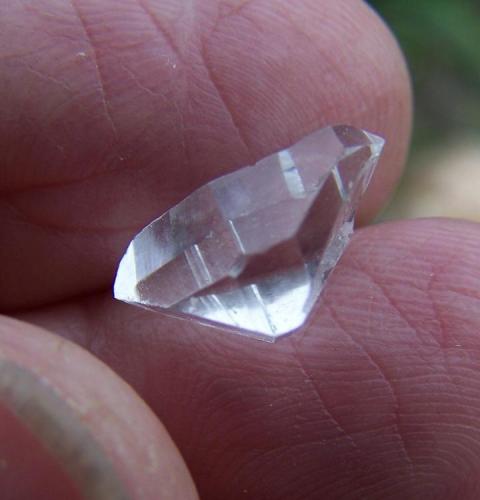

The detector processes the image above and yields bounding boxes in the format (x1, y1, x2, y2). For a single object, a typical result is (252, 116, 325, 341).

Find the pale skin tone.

(1, 0, 480, 498)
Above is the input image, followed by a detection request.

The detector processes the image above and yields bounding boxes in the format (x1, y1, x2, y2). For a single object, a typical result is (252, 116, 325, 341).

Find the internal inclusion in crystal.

(114, 125, 384, 342)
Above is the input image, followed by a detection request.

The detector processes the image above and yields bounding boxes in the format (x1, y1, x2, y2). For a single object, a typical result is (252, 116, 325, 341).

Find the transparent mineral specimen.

(114, 125, 384, 341)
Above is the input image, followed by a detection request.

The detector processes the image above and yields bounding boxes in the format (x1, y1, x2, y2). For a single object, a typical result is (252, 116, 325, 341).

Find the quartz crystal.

(114, 125, 384, 341)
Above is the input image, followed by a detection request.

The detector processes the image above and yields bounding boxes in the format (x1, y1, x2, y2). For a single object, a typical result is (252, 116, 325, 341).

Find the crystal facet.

(114, 125, 384, 341)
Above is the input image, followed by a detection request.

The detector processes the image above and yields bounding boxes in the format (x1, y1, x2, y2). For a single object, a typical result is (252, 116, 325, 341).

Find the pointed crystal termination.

(114, 125, 384, 342)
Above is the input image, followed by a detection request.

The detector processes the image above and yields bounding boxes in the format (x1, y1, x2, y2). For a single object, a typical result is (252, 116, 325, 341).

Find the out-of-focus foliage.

(368, 0, 480, 152)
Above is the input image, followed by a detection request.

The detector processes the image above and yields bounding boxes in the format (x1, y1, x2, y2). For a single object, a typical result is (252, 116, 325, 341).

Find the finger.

(23, 218, 480, 499)
(0, 316, 198, 500)
(0, 0, 411, 310)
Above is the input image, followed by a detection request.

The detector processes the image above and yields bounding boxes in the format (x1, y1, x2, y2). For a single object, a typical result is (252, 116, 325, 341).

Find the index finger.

(0, 0, 411, 310)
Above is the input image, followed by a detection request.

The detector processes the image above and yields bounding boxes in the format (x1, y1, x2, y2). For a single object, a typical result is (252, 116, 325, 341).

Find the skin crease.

(2, 0, 480, 499)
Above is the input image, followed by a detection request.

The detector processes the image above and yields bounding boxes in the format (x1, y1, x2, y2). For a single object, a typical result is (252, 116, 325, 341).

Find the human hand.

(2, 1, 479, 498)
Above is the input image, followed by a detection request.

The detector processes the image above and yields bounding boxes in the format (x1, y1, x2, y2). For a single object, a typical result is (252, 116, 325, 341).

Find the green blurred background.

(368, 0, 480, 221)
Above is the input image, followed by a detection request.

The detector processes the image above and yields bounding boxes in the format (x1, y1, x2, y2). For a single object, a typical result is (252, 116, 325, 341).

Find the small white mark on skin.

(76, 51, 87, 58)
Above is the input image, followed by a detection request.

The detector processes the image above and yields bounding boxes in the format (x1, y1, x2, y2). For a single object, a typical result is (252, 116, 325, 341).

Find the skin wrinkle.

(134, 3, 253, 164)
(345, 225, 476, 349)
(120, 63, 162, 97)
(419, 435, 480, 484)
(1, 116, 144, 195)
(0, 360, 130, 500)
(233, 447, 330, 499)
(247, 440, 423, 500)
(133, 0, 191, 166)
(152, 344, 404, 492)
(425, 269, 459, 391)
(281, 4, 366, 109)
(349, 257, 436, 348)
(289, 343, 360, 451)
(217, 0, 258, 19)
(23, 63, 73, 92)
(324, 470, 419, 500)
(205, 1, 344, 154)
(0, 47, 52, 62)
(70, 0, 119, 140)
(426, 259, 461, 348)
(213, 2, 264, 43)
(296, 1, 380, 123)
(135, 0, 185, 62)
(1, 198, 139, 234)
(227, 446, 309, 499)
(0, 154, 161, 194)
(199, 40, 252, 157)
(192, 382, 276, 452)
(352, 478, 443, 500)
(323, 300, 415, 470)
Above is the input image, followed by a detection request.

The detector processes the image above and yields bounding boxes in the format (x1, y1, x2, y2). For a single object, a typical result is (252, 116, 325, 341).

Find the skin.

(1, 0, 479, 499)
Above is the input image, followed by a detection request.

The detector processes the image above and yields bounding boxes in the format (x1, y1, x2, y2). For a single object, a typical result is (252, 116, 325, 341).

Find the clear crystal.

(114, 125, 384, 341)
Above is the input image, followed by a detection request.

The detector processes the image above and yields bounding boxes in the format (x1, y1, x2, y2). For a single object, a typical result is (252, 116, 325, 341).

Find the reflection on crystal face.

(114, 125, 384, 342)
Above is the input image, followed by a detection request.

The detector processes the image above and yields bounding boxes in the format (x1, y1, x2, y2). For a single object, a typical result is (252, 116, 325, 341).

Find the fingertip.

(0, 316, 198, 500)
(0, 0, 412, 309)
